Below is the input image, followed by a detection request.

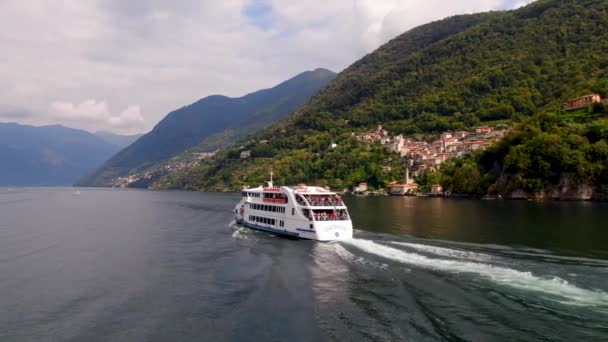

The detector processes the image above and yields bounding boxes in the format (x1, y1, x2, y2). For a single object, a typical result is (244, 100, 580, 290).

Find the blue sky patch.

(244, 0, 274, 31)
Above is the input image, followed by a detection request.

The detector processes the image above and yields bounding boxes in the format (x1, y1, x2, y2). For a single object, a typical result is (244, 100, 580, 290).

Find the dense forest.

(157, 0, 608, 198)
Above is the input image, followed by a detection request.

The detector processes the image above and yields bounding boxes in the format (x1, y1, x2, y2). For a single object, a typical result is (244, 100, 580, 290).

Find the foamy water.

(390, 241, 494, 262)
(343, 238, 608, 309)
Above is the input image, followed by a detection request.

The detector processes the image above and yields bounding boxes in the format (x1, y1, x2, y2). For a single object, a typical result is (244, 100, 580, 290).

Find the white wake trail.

(345, 238, 608, 307)
(390, 241, 494, 262)
(334, 244, 388, 270)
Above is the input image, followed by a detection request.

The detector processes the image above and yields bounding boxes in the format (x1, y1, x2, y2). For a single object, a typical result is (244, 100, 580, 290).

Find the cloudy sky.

(0, 0, 533, 135)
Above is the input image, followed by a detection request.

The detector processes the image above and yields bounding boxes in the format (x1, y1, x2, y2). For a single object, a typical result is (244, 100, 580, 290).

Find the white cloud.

(49, 100, 145, 134)
(0, 0, 535, 134)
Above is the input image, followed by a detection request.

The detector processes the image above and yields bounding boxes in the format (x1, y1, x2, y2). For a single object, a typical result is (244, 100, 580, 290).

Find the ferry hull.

(236, 219, 300, 239)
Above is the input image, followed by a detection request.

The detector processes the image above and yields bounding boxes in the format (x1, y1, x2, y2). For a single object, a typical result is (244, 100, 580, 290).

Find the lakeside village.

(113, 93, 606, 191)
(351, 93, 608, 197)
(351, 125, 505, 197)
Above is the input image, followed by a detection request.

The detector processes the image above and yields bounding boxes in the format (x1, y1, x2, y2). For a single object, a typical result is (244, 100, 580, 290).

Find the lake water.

(1, 188, 607, 341)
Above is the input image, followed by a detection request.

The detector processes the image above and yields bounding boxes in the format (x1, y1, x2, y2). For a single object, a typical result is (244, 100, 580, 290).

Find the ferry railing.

(305, 200, 344, 207)
(309, 215, 350, 222)
(263, 198, 287, 204)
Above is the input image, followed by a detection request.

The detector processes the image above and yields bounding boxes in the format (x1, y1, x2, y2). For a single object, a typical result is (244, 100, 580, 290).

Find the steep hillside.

(0, 123, 121, 186)
(158, 0, 608, 191)
(78, 68, 336, 186)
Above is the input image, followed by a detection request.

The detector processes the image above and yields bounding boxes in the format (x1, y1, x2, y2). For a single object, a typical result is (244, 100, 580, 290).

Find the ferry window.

(292, 208, 294, 216)
(310, 224, 313, 229)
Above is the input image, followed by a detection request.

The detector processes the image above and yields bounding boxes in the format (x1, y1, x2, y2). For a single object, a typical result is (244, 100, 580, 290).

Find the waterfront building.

(354, 182, 368, 193)
(431, 184, 443, 195)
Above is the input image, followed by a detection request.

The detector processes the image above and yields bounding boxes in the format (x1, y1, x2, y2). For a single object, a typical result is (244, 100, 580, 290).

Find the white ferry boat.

(234, 174, 353, 241)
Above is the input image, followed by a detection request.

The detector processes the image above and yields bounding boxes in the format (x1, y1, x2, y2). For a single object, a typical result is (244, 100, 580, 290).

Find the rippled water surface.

(1, 188, 607, 341)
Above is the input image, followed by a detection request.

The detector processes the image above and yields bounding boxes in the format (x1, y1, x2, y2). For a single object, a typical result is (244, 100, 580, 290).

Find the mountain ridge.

(78, 68, 336, 187)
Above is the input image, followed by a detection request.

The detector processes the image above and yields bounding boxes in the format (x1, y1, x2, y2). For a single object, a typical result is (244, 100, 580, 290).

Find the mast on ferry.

(267, 169, 274, 188)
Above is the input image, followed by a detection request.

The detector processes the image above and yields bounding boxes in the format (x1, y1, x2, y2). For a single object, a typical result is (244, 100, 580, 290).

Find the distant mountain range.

(77, 68, 336, 187)
(0, 123, 134, 186)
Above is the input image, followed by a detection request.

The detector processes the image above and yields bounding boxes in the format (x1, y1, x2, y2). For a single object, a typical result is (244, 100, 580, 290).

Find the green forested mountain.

(77, 68, 336, 186)
(158, 0, 608, 194)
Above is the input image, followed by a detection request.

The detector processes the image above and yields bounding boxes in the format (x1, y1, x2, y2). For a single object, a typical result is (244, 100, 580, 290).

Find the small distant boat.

(234, 172, 353, 241)
(74, 190, 81, 195)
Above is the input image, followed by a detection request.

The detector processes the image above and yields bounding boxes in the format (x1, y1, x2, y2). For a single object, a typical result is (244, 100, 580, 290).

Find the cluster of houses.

(355, 124, 506, 195)
(389, 127, 504, 177)
(357, 124, 504, 171)
(111, 151, 217, 188)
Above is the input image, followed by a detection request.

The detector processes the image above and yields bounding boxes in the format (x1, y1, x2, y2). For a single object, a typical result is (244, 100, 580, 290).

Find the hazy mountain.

(95, 131, 144, 149)
(78, 68, 336, 186)
(0, 123, 121, 186)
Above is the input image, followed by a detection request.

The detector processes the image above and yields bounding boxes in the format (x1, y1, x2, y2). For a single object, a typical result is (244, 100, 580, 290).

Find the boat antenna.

(269, 169, 274, 188)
